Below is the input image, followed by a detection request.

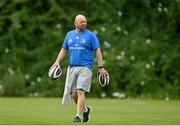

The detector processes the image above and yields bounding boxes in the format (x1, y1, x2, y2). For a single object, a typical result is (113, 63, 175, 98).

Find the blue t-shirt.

(62, 29, 100, 70)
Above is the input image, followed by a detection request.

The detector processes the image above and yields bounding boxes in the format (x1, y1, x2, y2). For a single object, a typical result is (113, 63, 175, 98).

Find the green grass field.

(0, 97, 180, 125)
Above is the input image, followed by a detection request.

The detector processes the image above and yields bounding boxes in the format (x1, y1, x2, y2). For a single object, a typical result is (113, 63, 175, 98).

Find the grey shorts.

(65, 67, 92, 93)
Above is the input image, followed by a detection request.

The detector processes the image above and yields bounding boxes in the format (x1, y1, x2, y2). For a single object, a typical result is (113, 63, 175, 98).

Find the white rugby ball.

(48, 65, 62, 80)
(97, 72, 110, 87)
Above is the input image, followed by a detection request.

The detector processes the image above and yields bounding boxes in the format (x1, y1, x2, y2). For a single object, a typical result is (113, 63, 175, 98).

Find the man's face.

(75, 16, 87, 31)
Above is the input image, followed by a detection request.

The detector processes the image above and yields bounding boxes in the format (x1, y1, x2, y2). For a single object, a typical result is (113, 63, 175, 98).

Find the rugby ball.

(97, 72, 110, 87)
(48, 65, 62, 80)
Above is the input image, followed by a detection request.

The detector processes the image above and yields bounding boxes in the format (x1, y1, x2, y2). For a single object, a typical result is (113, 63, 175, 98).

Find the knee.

(77, 89, 85, 97)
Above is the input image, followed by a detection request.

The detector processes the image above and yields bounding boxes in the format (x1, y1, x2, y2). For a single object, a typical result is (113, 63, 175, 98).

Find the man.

(51, 14, 108, 123)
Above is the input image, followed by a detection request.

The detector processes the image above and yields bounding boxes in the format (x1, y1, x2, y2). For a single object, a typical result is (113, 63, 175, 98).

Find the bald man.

(51, 15, 107, 123)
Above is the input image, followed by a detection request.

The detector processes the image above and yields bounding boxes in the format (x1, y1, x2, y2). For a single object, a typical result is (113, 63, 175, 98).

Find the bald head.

(74, 15, 87, 32)
(75, 15, 86, 23)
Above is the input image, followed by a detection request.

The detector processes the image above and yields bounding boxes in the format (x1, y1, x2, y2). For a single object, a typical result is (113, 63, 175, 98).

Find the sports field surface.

(0, 98, 180, 125)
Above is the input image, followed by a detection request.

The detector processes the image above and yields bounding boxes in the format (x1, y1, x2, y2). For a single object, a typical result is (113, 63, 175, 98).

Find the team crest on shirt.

(81, 39, 86, 44)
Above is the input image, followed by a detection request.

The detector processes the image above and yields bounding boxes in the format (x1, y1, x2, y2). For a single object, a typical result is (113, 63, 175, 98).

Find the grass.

(0, 97, 180, 125)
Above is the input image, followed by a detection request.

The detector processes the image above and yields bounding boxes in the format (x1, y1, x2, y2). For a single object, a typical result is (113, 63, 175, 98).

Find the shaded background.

(0, 0, 180, 99)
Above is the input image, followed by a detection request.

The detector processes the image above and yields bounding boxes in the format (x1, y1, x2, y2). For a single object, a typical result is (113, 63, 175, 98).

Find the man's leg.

(74, 90, 91, 123)
(72, 91, 81, 123)
(72, 91, 86, 123)
(77, 89, 86, 116)
(71, 92, 78, 104)
(72, 91, 88, 115)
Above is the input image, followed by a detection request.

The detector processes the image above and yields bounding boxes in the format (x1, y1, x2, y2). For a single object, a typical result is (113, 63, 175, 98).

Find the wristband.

(98, 66, 103, 69)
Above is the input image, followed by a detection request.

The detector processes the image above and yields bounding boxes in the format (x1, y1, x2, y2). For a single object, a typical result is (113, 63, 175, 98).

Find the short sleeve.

(62, 34, 68, 49)
(91, 33, 100, 50)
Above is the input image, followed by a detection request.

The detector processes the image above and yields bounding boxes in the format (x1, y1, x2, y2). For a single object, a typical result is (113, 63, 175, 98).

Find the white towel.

(62, 67, 71, 107)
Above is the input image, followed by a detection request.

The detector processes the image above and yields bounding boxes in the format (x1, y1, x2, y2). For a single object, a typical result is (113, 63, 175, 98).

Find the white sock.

(76, 114, 81, 118)
(84, 106, 88, 112)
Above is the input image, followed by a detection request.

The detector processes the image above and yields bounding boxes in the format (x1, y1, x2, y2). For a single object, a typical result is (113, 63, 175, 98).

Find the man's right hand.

(51, 62, 60, 69)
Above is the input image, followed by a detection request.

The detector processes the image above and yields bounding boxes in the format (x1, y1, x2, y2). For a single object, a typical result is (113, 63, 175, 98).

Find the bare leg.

(77, 89, 86, 116)
(71, 92, 78, 104)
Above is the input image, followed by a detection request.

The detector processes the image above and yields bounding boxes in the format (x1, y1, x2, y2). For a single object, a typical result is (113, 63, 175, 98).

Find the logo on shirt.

(81, 39, 86, 44)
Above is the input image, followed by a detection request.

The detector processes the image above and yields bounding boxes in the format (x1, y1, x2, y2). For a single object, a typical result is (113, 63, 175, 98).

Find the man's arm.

(96, 48, 107, 74)
(52, 48, 67, 67)
(96, 48, 103, 67)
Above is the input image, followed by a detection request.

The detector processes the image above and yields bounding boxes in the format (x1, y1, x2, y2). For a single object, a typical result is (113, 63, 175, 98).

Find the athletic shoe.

(83, 106, 91, 122)
(73, 116, 81, 123)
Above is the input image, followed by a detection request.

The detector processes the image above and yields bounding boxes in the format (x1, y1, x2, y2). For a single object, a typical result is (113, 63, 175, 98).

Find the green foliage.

(0, 0, 180, 98)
